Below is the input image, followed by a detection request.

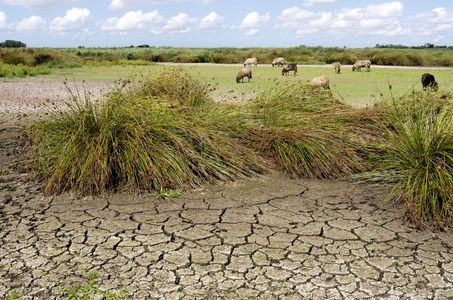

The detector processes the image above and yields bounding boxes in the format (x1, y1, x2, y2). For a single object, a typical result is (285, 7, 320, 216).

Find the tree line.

(375, 43, 453, 50)
(0, 40, 27, 48)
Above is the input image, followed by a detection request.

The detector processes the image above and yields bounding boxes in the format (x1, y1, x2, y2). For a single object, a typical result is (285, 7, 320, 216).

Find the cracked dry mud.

(1, 78, 453, 299)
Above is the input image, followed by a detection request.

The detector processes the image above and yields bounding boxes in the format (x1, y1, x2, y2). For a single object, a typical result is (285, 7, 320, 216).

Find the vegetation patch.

(377, 92, 453, 229)
(24, 68, 268, 195)
(23, 67, 453, 229)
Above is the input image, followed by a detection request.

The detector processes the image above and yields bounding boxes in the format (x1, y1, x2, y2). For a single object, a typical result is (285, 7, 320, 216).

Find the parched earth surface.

(1, 78, 453, 299)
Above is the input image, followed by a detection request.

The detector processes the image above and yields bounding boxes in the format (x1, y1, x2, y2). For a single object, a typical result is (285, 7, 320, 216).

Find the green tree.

(0, 40, 26, 48)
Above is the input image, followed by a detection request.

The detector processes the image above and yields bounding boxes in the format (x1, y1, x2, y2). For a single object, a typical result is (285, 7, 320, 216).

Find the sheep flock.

(236, 57, 439, 94)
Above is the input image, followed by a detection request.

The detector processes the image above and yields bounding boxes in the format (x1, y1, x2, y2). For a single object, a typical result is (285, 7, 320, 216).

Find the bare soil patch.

(0, 78, 113, 171)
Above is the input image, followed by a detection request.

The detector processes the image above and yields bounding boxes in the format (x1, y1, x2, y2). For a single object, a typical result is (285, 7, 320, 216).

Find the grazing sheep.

(352, 60, 371, 71)
(272, 57, 287, 67)
(244, 57, 258, 67)
(236, 68, 252, 83)
(421, 73, 438, 91)
(311, 75, 330, 90)
(282, 64, 297, 76)
(334, 62, 341, 74)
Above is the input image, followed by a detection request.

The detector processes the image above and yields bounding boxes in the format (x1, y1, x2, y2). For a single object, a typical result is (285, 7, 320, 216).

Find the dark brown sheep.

(282, 64, 297, 76)
(421, 73, 438, 91)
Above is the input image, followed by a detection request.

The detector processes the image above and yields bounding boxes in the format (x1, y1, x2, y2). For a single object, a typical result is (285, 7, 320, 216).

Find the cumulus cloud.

(240, 12, 270, 29)
(277, 7, 316, 24)
(198, 11, 225, 30)
(102, 10, 165, 31)
(239, 12, 270, 35)
(276, 1, 406, 39)
(50, 8, 92, 32)
(102, 9, 194, 36)
(108, 0, 185, 10)
(17, 16, 47, 32)
(406, 6, 453, 36)
(149, 13, 193, 35)
(48, 7, 95, 40)
(2, 0, 79, 10)
(365, 1, 403, 18)
(160, 13, 191, 34)
(303, 0, 337, 8)
(0, 12, 8, 30)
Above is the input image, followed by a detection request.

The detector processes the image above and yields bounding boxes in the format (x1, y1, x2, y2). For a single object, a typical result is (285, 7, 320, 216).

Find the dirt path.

(0, 77, 453, 299)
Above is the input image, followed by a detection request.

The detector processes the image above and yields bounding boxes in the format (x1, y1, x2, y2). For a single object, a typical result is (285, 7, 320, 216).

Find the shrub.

(0, 62, 50, 77)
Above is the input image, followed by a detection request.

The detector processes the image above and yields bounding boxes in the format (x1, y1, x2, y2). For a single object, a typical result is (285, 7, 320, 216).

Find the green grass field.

(43, 63, 453, 105)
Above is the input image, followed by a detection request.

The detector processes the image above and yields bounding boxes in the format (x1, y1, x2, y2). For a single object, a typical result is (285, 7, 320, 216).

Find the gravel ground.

(1, 77, 453, 299)
(0, 77, 112, 110)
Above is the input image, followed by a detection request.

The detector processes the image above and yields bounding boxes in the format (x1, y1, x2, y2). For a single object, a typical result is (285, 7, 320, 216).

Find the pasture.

(44, 63, 453, 105)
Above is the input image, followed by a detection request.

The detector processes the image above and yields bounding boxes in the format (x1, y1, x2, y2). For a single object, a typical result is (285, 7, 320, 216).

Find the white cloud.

(295, 28, 317, 36)
(198, 11, 225, 30)
(277, 7, 316, 27)
(17, 16, 47, 32)
(365, 1, 403, 18)
(245, 28, 259, 36)
(103, 10, 194, 36)
(109, 0, 144, 10)
(71, 28, 95, 41)
(108, 0, 186, 10)
(303, 0, 336, 8)
(0, 11, 8, 30)
(102, 10, 165, 31)
(48, 7, 94, 40)
(360, 18, 388, 29)
(161, 13, 191, 34)
(405, 6, 453, 37)
(276, 1, 406, 39)
(240, 12, 270, 30)
(2, 0, 79, 10)
(149, 13, 192, 35)
(50, 8, 92, 32)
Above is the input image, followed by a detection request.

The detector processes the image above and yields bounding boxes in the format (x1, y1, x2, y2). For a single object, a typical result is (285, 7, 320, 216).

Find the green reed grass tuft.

(245, 82, 376, 179)
(380, 92, 453, 229)
(25, 70, 267, 195)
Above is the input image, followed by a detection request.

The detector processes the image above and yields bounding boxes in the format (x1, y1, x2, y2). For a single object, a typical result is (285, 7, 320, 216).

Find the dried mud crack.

(1, 78, 453, 299)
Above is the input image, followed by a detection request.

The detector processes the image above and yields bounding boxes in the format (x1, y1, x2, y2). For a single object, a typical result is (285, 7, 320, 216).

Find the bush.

(0, 62, 50, 77)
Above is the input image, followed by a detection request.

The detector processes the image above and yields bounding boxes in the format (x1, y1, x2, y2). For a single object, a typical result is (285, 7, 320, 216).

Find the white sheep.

(236, 68, 252, 83)
(334, 62, 341, 74)
(352, 60, 371, 71)
(311, 75, 330, 90)
(244, 57, 257, 67)
(272, 57, 287, 67)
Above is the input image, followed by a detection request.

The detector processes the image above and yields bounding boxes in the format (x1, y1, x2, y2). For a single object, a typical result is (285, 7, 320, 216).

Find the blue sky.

(0, 0, 452, 48)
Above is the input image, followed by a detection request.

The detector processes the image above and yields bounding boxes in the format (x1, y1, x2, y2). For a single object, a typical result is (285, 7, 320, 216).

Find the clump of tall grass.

(242, 82, 377, 179)
(134, 67, 211, 107)
(24, 69, 267, 195)
(378, 92, 453, 229)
